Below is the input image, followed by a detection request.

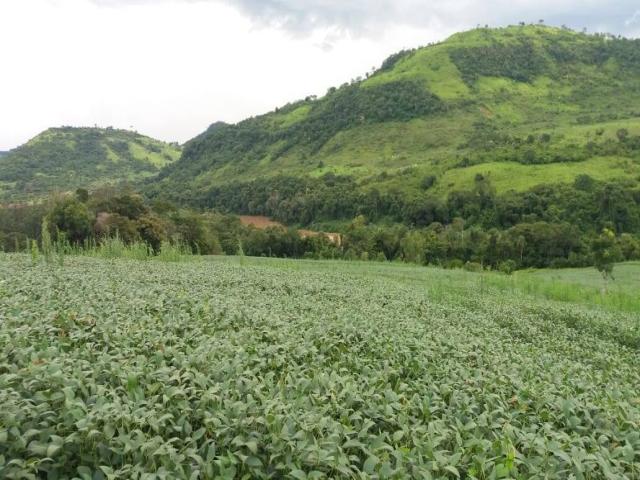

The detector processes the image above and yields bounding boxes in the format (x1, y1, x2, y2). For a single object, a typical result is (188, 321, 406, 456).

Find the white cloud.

(0, 0, 638, 150)
(626, 10, 640, 26)
(85, 0, 640, 36)
(0, 0, 456, 150)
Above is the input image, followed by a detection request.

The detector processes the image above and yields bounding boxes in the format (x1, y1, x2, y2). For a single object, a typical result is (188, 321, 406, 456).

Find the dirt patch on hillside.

(239, 216, 285, 229)
(239, 216, 342, 246)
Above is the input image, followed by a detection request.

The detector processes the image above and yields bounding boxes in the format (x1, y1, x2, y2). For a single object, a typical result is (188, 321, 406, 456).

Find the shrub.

(498, 260, 517, 275)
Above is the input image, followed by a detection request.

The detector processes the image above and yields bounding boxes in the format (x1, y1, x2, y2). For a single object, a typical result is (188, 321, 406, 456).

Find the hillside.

(0, 127, 181, 201)
(150, 25, 640, 227)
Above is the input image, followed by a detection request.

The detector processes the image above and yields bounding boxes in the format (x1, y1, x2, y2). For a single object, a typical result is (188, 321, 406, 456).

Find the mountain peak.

(149, 24, 640, 216)
(1, 127, 181, 200)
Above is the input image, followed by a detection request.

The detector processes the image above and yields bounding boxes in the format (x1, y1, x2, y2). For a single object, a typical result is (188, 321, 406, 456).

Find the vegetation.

(2, 182, 640, 270)
(4, 27, 640, 273)
(138, 26, 640, 271)
(0, 188, 342, 261)
(0, 127, 181, 201)
(150, 25, 640, 209)
(591, 228, 622, 291)
(1, 255, 639, 478)
(2, 24, 640, 479)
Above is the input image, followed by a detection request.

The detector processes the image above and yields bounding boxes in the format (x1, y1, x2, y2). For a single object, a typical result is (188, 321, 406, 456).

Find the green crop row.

(0, 255, 639, 479)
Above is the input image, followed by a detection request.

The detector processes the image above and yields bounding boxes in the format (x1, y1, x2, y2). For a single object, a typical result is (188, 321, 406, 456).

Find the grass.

(226, 256, 640, 313)
(1, 254, 639, 478)
(435, 156, 639, 195)
(364, 45, 471, 100)
(170, 25, 640, 205)
(127, 138, 180, 168)
(20, 235, 196, 264)
(0, 127, 181, 201)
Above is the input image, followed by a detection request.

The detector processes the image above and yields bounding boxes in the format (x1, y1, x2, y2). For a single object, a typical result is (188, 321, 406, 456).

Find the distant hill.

(150, 25, 640, 224)
(0, 127, 181, 201)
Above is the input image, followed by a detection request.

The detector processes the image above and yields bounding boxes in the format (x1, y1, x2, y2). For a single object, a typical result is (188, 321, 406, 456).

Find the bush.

(464, 261, 483, 272)
(447, 259, 464, 269)
(420, 175, 437, 190)
(498, 260, 517, 275)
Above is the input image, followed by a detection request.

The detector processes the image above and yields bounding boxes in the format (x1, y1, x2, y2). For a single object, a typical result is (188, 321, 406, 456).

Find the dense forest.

(2, 180, 639, 271)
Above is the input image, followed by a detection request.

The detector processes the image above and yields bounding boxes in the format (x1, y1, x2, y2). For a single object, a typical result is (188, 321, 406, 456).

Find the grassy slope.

(157, 25, 640, 200)
(1, 253, 639, 477)
(238, 256, 640, 313)
(0, 127, 181, 201)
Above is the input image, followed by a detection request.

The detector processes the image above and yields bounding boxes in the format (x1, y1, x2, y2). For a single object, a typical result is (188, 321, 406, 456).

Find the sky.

(1, 0, 639, 151)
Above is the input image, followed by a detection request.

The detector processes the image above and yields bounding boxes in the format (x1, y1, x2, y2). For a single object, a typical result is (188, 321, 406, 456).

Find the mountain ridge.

(0, 126, 181, 201)
(151, 25, 640, 203)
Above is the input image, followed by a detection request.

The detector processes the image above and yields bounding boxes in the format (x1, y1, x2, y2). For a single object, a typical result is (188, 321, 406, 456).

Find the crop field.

(1, 254, 639, 479)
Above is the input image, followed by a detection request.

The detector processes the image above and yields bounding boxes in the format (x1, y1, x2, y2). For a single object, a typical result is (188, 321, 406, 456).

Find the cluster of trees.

(159, 79, 444, 186)
(0, 127, 172, 199)
(175, 173, 640, 236)
(281, 80, 444, 153)
(0, 188, 339, 260)
(450, 40, 547, 84)
(2, 184, 639, 271)
(450, 31, 640, 87)
(142, 172, 640, 269)
(458, 123, 640, 166)
(340, 216, 639, 271)
(547, 36, 640, 71)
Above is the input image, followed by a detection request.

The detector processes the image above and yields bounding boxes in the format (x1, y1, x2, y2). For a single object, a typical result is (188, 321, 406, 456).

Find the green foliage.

(0, 127, 181, 201)
(150, 27, 640, 246)
(156, 240, 193, 262)
(29, 239, 38, 265)
(379, 49, 416, 72)
(41, 217, 53, 263)
(168, 79, 444, 183)
(1, 255, 640, 478)
(49, 198, 93, 244)
(449, 40, 547, 84)
(591, 228, 622, 281)
(420, 174, 437, 190)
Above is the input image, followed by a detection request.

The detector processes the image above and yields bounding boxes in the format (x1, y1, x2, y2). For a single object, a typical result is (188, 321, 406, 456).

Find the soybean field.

(1, 254, 639, 479)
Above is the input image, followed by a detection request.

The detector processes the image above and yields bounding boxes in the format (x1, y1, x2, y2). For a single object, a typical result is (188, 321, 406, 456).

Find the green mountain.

(151, 25, 640, 225)
(0, 127, 181, 201)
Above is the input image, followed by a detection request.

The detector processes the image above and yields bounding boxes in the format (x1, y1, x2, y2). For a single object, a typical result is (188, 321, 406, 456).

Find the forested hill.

(0, 127, 181, 201)
(149, 25, 640, 227)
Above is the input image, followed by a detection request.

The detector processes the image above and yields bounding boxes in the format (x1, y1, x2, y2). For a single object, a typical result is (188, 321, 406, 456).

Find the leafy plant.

(1, 255, 639, 478)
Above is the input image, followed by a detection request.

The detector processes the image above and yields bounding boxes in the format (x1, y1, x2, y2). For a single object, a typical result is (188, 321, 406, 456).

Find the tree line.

(2, 179, 639, 272)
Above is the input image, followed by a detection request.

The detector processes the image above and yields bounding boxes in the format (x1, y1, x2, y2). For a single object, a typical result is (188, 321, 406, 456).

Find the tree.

(75, 188, 89, 203)
(136, 214, 168, 253)
(591, 228, 621, 292)
(616, 128, 629, 142)
(574, 174, 595, 191)
(515, 235, 526, 265)
(48, 198, 92, 244)
(400, 231, 426, 264)
(420, 175, 437, 190)
(618, 233, 640, 260)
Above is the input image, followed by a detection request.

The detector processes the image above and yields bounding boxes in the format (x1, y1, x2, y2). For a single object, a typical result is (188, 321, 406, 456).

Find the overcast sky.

(1, 0, 639, 150)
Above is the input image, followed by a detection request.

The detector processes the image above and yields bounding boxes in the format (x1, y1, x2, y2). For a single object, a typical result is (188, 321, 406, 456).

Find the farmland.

(1, 254, 639, 478)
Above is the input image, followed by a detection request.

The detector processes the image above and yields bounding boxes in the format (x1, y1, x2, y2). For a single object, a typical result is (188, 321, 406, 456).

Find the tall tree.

(591, 228, 621, 293)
